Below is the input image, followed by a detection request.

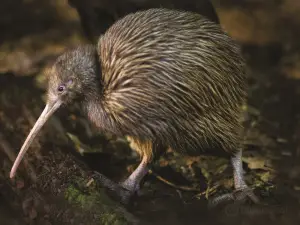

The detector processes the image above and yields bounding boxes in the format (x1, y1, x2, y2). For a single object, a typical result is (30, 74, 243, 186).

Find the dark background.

(1, 0, 300, 224)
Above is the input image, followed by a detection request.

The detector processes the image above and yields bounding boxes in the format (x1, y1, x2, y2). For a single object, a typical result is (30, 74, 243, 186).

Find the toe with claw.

(208, 186, 259, 208)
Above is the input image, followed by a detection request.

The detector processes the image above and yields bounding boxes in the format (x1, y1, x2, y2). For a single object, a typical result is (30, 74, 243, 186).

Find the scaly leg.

(121, 156, 149, 192)
(93, 138, 155, 204)
(209, 150, 259, 207)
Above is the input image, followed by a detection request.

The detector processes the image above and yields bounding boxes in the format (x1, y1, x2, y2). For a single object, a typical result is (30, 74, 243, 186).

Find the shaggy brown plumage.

(11, 8, 258, 205)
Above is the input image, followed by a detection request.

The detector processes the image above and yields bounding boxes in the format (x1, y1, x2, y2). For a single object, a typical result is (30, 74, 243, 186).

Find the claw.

(233, 187, 259, 203)
(208, 186, 259, 208)
(92, 172, 136, 205)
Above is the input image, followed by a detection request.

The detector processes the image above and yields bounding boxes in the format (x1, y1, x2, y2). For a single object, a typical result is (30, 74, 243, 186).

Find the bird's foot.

(208, 186, 259, 208)
(91, 172, 140, 205)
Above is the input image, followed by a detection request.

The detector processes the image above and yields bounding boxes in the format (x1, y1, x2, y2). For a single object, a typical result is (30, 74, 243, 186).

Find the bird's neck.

(78, 45, 103, 99)
(82, 97, 119, 135)
(83, 97, 104, 127)
(78, 45, 120, 134)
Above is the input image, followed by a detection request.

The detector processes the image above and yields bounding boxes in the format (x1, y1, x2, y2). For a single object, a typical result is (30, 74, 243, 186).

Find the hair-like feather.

(83, 8, 247, 157)
(10, 8, 248, 181)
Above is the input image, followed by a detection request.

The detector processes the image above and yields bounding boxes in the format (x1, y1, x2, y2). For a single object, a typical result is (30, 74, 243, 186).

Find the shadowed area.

(1, 0, 300, 224)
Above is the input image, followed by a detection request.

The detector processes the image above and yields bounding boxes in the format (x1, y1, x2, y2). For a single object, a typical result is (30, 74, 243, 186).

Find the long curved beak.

(10, 99, 62, 178)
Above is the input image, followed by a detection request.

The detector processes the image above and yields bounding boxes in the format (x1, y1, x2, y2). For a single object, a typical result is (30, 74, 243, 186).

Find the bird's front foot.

(92, 158, 149, 204)
(208, 186, 259, 208)
(91, 172, 138, 205)
(91, 172, 143, 205)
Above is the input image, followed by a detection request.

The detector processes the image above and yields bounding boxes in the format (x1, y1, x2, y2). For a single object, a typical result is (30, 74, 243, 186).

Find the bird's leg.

(231, 150, 259, 202)
(121, 156, 149, 193)
(120, 137, 155, 193)
(92, 138, 155, 204)
(209, 150, 259, 207)
(92, 155, 149, 204)
(232, 149, 248, 189)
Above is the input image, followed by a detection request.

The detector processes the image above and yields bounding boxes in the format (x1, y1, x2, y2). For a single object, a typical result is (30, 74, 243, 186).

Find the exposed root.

(148, 169, 199, 192)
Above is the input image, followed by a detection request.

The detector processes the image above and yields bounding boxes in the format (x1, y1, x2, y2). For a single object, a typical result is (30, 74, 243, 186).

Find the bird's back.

(97, 8, 246, 154)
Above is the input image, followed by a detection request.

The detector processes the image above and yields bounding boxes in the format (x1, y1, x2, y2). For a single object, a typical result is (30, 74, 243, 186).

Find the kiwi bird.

(10, 8, 258, 204)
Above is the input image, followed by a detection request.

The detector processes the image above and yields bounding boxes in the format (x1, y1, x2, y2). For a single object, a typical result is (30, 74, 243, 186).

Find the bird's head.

(10, 45, 100, 178)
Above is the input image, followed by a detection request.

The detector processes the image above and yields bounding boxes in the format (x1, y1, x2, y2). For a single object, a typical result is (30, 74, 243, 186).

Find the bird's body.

(11, 8, 258, 205)
(85, 9, 245, 157)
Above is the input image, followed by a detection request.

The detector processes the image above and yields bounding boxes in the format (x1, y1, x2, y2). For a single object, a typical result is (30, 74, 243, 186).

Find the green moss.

(64, 180, 129, 225)
(65, 185, 94, 208)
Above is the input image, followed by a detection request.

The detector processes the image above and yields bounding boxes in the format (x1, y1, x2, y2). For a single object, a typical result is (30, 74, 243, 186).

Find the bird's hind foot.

(208, 186, 259, 208)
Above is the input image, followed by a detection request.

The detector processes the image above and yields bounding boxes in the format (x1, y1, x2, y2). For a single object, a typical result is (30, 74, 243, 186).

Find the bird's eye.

(57, 85, 65, 92)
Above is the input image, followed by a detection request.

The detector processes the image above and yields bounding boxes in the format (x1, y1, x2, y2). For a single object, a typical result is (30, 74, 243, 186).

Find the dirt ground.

(1, 0, 300, 224)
